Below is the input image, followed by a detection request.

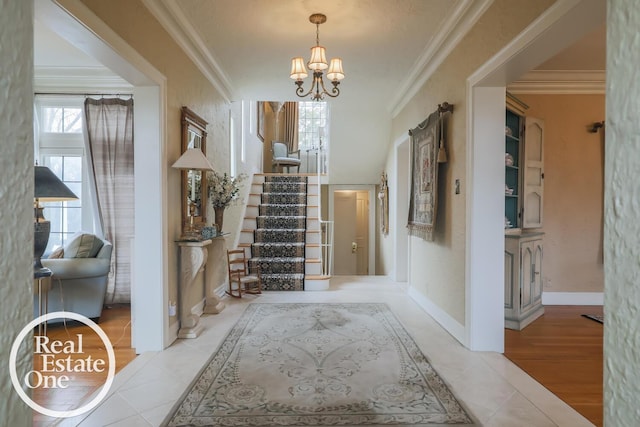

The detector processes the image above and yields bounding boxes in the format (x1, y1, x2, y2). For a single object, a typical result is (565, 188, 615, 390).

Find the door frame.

(328, 185, 376, 275)
(394, 135, 411, 282)
(38, 0, 169, 352)
(465, 0, 605, 351)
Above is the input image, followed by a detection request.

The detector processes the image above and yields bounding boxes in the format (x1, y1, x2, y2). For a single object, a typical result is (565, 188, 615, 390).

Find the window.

(41, 106, 83, 133)
(298, 102, 328, 150)
(41, 155, 83, 251)
(35, 96, 95, 253)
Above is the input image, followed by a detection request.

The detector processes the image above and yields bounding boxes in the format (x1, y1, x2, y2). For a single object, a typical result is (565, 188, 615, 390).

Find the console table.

(176, 238, 226, 339)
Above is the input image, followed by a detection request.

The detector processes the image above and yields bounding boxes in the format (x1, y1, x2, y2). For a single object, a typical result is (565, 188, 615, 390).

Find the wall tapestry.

(408, 105, 450, 241)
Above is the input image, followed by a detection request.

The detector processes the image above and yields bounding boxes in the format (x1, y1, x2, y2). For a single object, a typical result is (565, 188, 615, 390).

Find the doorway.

(37, 1, 168, 352)
(329, 185, 376, 276)
(465, 0, 605, 351)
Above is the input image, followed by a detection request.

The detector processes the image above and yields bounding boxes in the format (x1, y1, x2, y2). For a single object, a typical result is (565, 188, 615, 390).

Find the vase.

(214, 207, 225, 233)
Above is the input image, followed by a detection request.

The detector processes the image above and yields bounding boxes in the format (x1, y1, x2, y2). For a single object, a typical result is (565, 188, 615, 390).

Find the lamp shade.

(34, 166, 78, 201)
(327, 58, 345, 81)
(172, 148, 214, 171)
(308, 45, 328, 71)
(290, 57, 308, 80)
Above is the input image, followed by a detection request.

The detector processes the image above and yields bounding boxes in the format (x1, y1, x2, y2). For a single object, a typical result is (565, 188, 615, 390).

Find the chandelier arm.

(317, 74, 340, 99)
(294, 80, 314, 98)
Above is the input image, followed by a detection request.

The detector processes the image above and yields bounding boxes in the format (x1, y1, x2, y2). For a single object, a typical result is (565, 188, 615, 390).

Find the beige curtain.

(84, 98, 134, 303)
(283, 101, 299, 152)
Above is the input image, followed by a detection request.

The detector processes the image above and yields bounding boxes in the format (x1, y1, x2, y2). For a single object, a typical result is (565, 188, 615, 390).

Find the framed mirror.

(181, 106, 209, 227)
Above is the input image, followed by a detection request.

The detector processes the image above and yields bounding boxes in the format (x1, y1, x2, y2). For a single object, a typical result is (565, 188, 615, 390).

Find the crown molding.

(507, 70, 605, 94)
(389, 0, 494, 117)
(34, 66, 133, 92)
(141, 0, 234, 102)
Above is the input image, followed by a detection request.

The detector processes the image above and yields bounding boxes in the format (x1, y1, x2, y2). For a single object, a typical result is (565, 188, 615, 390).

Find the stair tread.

(305, 275, 331, 280)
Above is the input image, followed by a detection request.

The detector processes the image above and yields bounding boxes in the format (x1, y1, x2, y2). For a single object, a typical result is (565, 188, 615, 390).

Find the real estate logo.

(9, 311, 116, 418)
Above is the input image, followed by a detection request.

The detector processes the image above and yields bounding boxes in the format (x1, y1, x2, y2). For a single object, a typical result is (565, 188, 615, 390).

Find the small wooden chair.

(226, 248, 262, 298)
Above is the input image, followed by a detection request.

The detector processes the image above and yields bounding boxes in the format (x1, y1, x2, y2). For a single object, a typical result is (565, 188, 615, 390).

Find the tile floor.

(48, 276, 594, 426)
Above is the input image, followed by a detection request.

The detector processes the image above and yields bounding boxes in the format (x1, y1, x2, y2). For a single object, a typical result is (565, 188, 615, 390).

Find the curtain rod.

(438, 102, 454, 114)
(34, 92, 133, 98)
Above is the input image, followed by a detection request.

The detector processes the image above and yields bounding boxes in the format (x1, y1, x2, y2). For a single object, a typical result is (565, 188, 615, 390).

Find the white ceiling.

(34, 1, 605, 183)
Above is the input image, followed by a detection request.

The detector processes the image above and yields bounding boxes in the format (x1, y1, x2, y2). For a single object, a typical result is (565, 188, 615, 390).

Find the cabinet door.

(523, 117, 544, 228)
(532, 240, 543, 303)
(520, 242, 533, 311)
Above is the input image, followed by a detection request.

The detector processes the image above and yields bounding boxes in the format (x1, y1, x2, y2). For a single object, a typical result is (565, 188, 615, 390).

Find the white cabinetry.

(505, 232, 545, 330)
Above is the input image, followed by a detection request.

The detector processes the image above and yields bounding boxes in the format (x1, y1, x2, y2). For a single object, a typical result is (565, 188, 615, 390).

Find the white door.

(333, 191, 370, 275)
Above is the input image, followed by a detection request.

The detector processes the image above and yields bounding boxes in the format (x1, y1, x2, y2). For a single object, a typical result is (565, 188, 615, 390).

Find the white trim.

(49, 0, 166, 86)
(465, 86, 506, 352)
(328, 185, 377, 276)
(508, 70, 605, 94)
(408, 286, 465, 344)
(141, 0, 233, 101)
(469, 0, 605, 87)
(50, 0, 170, 352)
(168, 319, 179, 343)
(389, 0, 494, 117)
(542, 292, 603, 305)
(34, 66, 133, 92)
(465, 0, 605, 353)
(393, 134, 410, 283)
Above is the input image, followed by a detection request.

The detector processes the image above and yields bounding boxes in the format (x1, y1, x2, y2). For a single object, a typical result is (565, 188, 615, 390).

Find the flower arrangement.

(206, 171, 247, 209)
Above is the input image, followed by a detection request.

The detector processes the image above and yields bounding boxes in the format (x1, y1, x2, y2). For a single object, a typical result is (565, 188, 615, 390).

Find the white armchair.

(271, 141, 301, 173)
(39, 234, 113, 322)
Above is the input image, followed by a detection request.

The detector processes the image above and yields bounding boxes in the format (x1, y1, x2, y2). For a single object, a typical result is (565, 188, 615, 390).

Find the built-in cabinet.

(505, 232, 545, 330)
(505, 108, 544, 230)
(504, 100, 545, 330)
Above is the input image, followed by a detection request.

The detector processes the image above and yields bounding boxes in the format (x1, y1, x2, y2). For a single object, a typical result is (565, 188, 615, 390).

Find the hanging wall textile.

(408, 106, 449, 241)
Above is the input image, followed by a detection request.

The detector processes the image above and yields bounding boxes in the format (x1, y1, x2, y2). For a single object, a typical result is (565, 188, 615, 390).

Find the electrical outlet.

(168, 301, 177, 316)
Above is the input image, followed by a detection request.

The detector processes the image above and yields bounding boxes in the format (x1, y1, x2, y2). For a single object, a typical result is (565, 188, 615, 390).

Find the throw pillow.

(48, 247, 64, 259)
(64, 233, 104, 258)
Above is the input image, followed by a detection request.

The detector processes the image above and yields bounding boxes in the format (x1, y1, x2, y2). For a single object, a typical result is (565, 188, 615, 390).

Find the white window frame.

(36, 96, 97, 251)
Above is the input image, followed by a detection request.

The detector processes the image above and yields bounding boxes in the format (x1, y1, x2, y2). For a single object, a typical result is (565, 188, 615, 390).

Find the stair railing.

(320, 220, 334, 275)
(315, 143, 333, 275)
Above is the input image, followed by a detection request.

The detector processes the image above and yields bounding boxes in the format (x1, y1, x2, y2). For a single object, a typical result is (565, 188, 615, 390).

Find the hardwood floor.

(32, 304, 136, 426)
(504, 305, 604, 427)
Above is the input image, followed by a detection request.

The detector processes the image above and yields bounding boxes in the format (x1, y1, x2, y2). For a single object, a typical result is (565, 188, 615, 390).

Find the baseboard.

(169, 320, 179, 344)
(542, 291, 603, 305)
(193, 298, 206, 316)
(408, 286, 466, 345)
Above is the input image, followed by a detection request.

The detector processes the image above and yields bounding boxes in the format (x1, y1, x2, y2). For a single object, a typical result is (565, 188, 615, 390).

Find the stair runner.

(249, 175, 307, 291)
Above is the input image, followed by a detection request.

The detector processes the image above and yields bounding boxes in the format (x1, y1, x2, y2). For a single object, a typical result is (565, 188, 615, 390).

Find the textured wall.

(78, 0, 240, 330)
(519, 94, 605, 293)
(0, 0, 35, 425)
(605, 0, 640, 424)
(389, 0, 554, 324)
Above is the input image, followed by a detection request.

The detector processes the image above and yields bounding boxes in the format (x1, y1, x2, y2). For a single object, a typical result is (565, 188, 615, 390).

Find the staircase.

(239, 174, 330, 291)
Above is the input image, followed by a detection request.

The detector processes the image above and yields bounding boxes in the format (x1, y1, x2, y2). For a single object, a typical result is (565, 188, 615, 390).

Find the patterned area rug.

(250, 175, 307, 291)
(163, 303, 476, 426)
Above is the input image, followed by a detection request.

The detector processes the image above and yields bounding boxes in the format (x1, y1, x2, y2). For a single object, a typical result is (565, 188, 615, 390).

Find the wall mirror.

(181, 106, 209, 226)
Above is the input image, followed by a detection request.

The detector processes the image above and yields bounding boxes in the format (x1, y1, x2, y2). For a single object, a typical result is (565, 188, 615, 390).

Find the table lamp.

(34, 165, 78, 273)
(172, 148, 215, 240)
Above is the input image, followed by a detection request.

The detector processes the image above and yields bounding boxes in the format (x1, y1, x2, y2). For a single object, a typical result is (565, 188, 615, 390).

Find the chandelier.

(290, 13, 345, 101)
